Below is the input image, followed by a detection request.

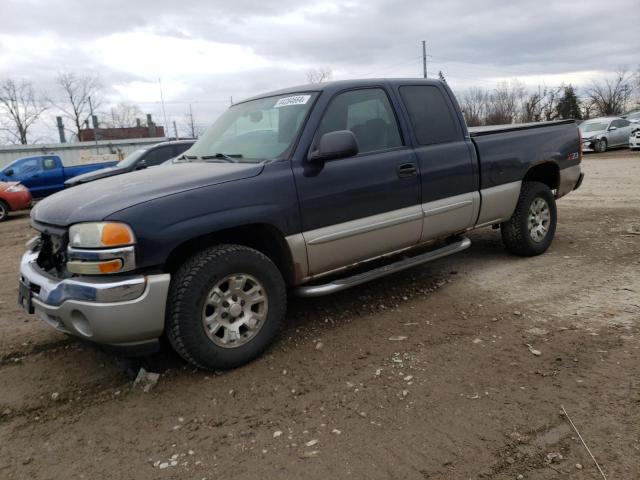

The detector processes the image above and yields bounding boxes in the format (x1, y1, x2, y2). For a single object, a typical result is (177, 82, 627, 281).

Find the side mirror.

(309, 130, 359, 162)
(4, 168, 14, 176)
(608, 126, 617, 131)
(136, 160, 147, 170)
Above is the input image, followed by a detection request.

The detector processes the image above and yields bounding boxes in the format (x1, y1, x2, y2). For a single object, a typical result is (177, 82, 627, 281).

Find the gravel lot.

(1, 151, 639, 479)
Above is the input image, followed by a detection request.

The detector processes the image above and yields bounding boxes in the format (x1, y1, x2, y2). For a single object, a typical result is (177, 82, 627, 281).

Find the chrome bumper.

(557, 164, 583, 199)
(19, 251, 170, 346)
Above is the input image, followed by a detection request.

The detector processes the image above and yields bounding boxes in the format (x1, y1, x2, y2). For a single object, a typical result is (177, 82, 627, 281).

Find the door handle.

(397, 163, 417, 178)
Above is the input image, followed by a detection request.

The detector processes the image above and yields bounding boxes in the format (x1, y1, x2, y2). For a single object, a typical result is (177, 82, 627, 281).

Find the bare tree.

(459, 87, 489, 126)
(306, 67, 333, 84)
(107, 102, 143, 128)
(486, 80, 525, 125)
(586, 69, 635, 116)
(53, 72, 103, 140)
(0, 78, 48, 144)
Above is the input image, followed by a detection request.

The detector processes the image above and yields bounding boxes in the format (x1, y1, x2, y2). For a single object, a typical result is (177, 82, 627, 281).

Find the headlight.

(69, 222, 135, 248)
(6, 183, 26, 192)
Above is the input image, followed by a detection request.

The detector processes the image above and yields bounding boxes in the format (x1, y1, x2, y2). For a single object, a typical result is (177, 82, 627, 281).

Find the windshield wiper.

(200, 153, 243, 163)
(175, 154, 198, 162)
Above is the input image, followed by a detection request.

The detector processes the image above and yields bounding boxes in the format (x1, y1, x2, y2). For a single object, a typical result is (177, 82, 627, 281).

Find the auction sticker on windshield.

(274, 95, 311, 108)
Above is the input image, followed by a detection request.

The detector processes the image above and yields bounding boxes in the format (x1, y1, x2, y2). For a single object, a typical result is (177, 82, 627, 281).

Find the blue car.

(0, 155, 116, 198)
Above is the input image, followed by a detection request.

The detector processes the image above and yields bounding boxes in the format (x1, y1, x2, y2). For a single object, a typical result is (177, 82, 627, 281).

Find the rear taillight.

(578, 131, 583, 161)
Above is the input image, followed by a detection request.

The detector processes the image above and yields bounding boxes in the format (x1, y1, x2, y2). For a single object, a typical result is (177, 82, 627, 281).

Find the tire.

(166, 244, 286, 370)
(595, 138, 607, 153)
(500, 181, 557, 257)
(0, 200, 9, 222)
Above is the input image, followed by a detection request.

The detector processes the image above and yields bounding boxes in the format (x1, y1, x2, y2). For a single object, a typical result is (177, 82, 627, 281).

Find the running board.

(295, 236, 471, 297)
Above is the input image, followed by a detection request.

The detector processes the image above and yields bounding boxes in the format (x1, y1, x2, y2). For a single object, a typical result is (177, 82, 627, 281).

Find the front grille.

(35, 231, 69, 276)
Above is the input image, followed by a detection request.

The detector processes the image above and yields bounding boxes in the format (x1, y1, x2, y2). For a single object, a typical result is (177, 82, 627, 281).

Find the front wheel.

(166, 244, 286, 370)
(594, 138, 607, 153)
(500, 181, 557, 256)
(0, 200, 9, 222)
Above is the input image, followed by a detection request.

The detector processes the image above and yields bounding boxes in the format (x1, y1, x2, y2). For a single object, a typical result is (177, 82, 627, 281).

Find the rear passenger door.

(293, 87, 422, 276)
(397, 85, 479, 241)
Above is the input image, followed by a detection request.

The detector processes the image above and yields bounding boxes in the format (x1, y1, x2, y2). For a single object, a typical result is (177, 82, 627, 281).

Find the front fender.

(107, 161, 301, 270)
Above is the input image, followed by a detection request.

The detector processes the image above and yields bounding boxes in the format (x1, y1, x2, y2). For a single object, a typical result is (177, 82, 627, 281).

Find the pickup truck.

(18, 79, 584, 370)
(64, 140, 195, 188)
(0, 155, 116, 198)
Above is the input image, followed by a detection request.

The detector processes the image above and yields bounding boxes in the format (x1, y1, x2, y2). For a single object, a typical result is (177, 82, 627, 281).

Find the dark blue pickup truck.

(19, 79, 583, 370)
(0, 155, 116, 198)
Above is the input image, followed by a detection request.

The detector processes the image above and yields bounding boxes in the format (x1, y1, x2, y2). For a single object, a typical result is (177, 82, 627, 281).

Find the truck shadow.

(114, 229, 529, 375)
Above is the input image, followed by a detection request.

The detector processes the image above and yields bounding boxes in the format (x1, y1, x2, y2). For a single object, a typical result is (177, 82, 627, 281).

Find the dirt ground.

(0, 150, 639, 480)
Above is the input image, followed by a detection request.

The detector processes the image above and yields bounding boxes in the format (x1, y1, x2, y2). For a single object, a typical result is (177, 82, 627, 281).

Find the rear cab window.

(399, 85, 462, 145)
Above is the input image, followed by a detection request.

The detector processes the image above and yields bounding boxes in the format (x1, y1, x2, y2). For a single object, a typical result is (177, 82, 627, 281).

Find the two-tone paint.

(23, 78, 583, 348)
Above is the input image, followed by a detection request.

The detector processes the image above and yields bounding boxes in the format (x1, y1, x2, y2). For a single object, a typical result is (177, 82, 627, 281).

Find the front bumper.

(19, 250, 170, 347)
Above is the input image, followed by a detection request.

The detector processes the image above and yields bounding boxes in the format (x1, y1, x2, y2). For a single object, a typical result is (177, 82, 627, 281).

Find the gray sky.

(1, 0, 639, 140)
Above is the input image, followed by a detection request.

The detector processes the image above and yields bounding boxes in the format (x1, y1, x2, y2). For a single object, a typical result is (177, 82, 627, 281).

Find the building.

(78, 114, 165, 142)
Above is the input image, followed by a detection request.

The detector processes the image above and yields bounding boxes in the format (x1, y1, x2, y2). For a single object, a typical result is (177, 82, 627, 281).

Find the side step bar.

(295, 236, 471, 298)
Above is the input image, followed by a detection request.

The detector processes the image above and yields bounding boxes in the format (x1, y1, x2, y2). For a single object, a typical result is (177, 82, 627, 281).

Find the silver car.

(580, 117, 635, 153)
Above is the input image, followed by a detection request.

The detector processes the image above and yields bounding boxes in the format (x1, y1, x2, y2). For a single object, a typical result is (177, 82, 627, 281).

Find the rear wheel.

(595, 138, 607, 153)
(166, 244, 286, 370)
(0, 200, 9, 222)
(501, 181, 557, 256)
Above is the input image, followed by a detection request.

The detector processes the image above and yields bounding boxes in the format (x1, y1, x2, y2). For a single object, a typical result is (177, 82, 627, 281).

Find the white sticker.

(274, 95, 311, 108)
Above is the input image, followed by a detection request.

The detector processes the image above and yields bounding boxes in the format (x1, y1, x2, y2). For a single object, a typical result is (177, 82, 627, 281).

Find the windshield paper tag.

(274, 95, 311, 108)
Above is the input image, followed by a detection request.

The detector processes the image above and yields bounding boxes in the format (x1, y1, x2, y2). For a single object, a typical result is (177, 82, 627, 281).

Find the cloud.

(0, 0, 638, 143)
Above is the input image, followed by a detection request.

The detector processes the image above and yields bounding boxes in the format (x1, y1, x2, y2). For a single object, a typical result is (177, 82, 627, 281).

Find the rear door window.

(43, 157, 57, 170)
(399, 85, 462, 145)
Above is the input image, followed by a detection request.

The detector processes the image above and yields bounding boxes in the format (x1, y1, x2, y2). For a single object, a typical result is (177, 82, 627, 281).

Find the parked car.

(0, 155, 116, 198)
(0, 182, 32, 221)
(630, 129, 640, 151)
(622, 110, 640, 122)
(579, 117, 635, 152)
(19, 78, 583, 370)
(64, 140, 195, 188)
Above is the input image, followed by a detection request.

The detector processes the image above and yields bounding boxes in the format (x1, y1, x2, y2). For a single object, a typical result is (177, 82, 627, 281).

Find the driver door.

(292, 87, 422, 276)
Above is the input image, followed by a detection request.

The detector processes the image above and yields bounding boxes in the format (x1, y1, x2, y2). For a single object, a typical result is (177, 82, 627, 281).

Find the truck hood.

(64, 166, 126, 186)
(32, 162, 264, 226)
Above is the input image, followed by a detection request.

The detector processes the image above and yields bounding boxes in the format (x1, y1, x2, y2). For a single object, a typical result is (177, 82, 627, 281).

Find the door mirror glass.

(4, 168, 14, 176)
(309, 130, 359, 162)
(608, 126, 617, 131)
(136, 160, 147, 170)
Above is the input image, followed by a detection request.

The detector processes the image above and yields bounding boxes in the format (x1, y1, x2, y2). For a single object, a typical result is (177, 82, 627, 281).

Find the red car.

(0, 182, 32, 221)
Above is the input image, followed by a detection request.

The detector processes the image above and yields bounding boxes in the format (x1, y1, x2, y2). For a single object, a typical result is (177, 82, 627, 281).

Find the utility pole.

(159, 78, 168, 137)
(88, 96, 99, 153)
(422, 40, 427, 78)
(188, 104, 196, 138)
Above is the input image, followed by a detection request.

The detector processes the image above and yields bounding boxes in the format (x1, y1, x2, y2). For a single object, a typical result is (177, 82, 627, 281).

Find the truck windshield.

(117, 149, 147, 168)
(580, 122, 608, 133)
(186, 92, 318, 162)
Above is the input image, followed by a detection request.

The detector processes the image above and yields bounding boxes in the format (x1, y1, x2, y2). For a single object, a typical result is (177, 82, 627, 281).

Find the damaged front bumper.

(18, 250, 170, 348)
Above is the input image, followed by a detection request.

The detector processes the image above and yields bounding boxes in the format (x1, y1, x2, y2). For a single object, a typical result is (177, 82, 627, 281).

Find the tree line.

(0, 73, 152, 145)
(456, 69, 639, 127)
(1, 68, 639, 145)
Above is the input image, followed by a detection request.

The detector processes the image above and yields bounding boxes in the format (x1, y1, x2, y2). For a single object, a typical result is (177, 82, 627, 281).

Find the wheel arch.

(523, 161, 560, 191)
(164, 223, 297, 286)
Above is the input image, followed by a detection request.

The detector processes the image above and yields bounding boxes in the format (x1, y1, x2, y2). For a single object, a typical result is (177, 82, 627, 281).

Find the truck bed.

(468, 119, 576, 136)
(469, 120, 580, 191)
